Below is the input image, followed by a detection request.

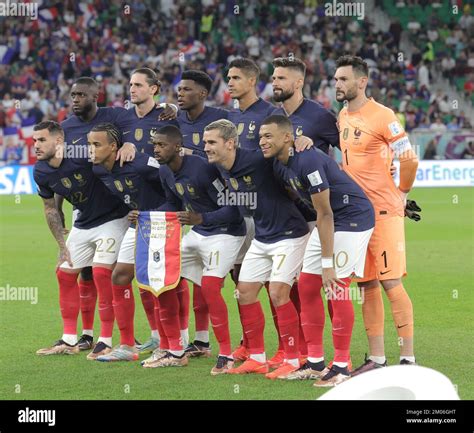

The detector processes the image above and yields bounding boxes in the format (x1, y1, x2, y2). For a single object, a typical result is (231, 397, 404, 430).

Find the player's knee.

(112, 266, 133, 286)
(268, 288, 290, 307)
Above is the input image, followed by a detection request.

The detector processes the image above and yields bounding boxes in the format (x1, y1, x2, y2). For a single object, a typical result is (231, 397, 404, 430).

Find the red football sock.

(266, 283, 283, 351)
(112, 284, 135, 346)
(290, 282, 307, 357)
(239, 301, 265, 354)
(331, 278, 354, 363)
(298, 272, 325, 359)
(139, 288, 157, 331)
(193, 283, 209, 332)
(237, 303, 249, 348)
(56, 269, 80, 335)
(153, 296, 169, 350)
(176, 278, 190, 330)
(275, 301, 300, 360)
(78, 278, 97, 331)
(201, 276, 231, 356)
(92, 267, 115, 339)
(158, 289, 182, 351)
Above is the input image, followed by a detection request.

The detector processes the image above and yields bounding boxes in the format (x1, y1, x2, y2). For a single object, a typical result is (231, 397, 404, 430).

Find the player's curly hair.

(90, 123, 123, 149)
(181, 70, 213, 94)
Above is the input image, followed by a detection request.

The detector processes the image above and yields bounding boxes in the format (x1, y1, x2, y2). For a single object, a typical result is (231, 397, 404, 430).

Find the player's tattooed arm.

(54, 193, 69, 235)
(42, 197, 73, 267)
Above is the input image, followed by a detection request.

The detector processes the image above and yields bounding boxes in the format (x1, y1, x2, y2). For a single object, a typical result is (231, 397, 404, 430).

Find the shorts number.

(96, 238, 116, 253)
(209, 251, 220, 267)
(381, 250, 388, 268)
(335, 251, 349, 268)
(275, 254, 287, 271)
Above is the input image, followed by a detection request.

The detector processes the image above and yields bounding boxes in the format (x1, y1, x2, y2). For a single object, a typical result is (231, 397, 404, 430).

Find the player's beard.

(336, 86, 358, 102)
(273, 88, 294, 103)
(73, 101, 94, 117)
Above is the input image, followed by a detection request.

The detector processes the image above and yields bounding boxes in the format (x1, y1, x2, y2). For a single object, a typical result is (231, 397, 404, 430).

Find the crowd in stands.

(0, 0, 472, 164)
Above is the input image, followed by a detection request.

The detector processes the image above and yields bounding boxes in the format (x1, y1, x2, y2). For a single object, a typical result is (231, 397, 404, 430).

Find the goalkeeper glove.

(405, 199, 422, 222)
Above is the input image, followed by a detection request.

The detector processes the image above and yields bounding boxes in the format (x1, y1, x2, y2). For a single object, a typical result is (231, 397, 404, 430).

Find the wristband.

(322, 257, 333, 269)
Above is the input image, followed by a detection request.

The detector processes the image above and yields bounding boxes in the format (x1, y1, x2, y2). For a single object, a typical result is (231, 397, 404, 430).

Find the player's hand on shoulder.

(158, 103, 178, 120)
(294, 135, 313, 152)
(117, 142, 136, 166)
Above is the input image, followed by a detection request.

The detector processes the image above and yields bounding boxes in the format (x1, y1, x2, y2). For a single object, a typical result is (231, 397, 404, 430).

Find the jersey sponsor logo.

(147, 157, 160, 168)
(307, 170, 323, 187)
(192, 133, 200, 145)
(237, 123, 245, 136)
(175, 183, 184, 195)
(135, 128, 143, 141)
(295, 126, 303, 137)
(388, 121, 403, 137)
(72, 137, 82, 144)
(73, 173, 86, 186)
(114, 180, 124, 192)
(61, 177, 72, 188)
(294, 177, 303, 189)
(343, 127, 349, 140)
(123, 131, 131, 135)
(212, 178, 225, 193)
(354, 127, 362, 139)
(229, 178, 239, 190)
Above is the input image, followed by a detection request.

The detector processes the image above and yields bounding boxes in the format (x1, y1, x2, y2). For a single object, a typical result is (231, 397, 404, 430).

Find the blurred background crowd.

(0, 0, 473, 165)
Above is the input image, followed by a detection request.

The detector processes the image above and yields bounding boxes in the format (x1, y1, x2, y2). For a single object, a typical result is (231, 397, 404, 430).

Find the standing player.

(259, 115, 375, 384)
(204, 119, 310, 379)
(177, 70, 228, 157)
(85, 123, 175, 362)
(146, 125, 246, 374)
(33, 121, 129, 357)
(271, 57, 340, 154)
(61, 76, 137, 352)
(334, 55, 419, 374)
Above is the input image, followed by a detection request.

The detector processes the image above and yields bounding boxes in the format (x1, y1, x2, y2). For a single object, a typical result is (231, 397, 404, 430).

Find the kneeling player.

(144, 126, 246, 373)
(263, 115, 375, 384)
(33, 121, 130, 358)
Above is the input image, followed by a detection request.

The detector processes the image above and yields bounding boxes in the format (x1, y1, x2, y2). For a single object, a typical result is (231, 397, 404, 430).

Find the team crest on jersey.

(354, 127, 362, 139)
(229, 178, 239, 190)
(193, 133, 200, 145)
(343, 128, 349, 140)
(153, 251, 160, 263)
(247, 121, 256, 139)
(73, 173, 86, 186)
(187, 184, 195, 195)
(61, 178, 72, 189)
(175, 183, 184, 195)
(135, 129, 143, 141)
(125, 177, 133, 188)
(295, 126, 303, 136)
(294, 177, 303, 189)
(237, 123, 245, 136)
(114, 180, 124, 192)
(243, 175, 253, 187)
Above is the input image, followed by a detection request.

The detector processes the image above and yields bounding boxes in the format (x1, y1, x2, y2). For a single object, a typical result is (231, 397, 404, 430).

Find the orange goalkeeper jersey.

(338, 98, 408, 220)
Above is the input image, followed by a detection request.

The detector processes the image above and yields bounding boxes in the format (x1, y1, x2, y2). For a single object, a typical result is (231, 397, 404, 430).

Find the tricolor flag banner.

(135, 211, 181, 296)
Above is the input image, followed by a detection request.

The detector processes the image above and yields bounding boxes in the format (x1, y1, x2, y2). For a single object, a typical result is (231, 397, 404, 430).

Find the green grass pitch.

(0, 187, 472, 400)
